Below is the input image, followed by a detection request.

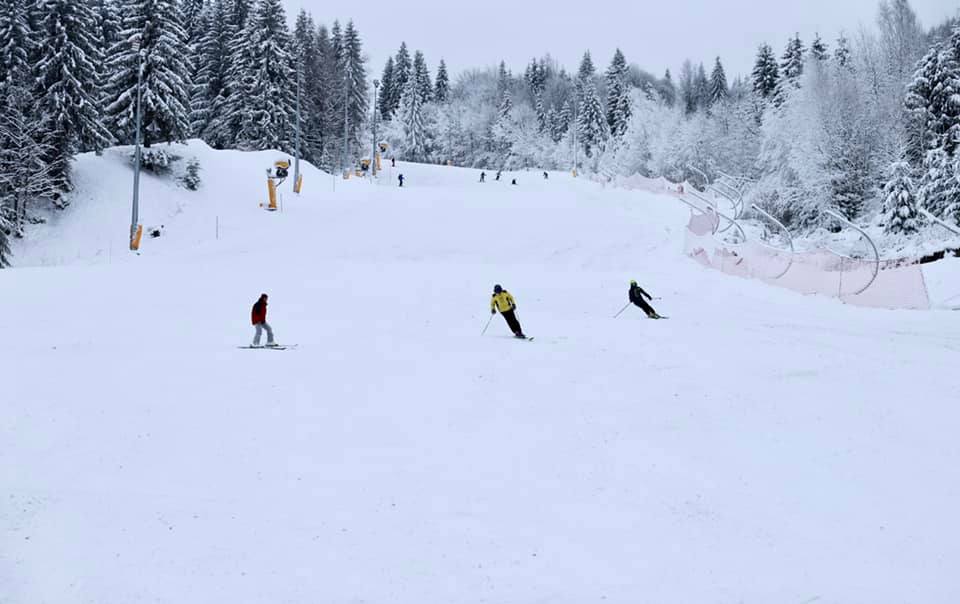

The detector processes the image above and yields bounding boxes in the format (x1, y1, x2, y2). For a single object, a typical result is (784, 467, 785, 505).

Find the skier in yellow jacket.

(490, 284, 526, 338)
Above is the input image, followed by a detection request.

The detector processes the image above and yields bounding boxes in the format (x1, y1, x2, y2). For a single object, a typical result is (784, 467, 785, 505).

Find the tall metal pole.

(130, 41, 144, 249)
(294, 58, 301, 190)
(371, 79, 379, 177)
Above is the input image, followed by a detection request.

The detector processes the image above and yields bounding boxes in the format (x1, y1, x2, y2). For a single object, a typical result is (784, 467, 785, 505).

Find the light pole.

(371, 79, 379, 177)
(293, 57, 301, 192)
(130, 37, 145, 250)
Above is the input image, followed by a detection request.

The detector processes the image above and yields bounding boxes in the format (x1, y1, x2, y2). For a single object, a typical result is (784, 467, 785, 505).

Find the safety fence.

(603, 172, 934, 310)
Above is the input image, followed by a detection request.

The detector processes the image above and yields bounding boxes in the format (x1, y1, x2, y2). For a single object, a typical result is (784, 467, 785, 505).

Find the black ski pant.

(634, 299, 657, 318)
(501, 309, 523, 335)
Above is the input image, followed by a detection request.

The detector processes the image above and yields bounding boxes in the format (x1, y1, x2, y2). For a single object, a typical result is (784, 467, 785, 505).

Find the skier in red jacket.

(251, 293, 277, 347)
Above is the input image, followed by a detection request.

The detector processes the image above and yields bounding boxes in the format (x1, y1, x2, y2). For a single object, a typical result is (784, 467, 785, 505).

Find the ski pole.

(613, 302, 631, 318)
(481, 313, 494, 336)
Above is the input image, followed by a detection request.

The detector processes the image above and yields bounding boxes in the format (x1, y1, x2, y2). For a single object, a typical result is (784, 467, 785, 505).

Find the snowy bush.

(130, 149, 176, 175)
(181, 158, 201, 190)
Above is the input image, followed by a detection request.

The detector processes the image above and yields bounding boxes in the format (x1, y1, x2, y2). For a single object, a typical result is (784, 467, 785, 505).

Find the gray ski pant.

(253, 322, 275, 346)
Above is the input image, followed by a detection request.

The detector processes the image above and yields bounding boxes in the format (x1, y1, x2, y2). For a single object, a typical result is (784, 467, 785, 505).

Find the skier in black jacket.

(629, 280, 662, 319)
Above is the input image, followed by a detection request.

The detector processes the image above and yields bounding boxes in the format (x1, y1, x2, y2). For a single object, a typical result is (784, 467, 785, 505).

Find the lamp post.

(371, 79, 379, 177)
(130, 37, 144, 250)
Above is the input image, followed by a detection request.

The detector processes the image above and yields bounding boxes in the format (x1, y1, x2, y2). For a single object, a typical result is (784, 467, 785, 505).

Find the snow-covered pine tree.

(709, 57, 728, 105)
(528, 57, 547, 96)
(535, 94, 547, 133)
(905, 32, 960, 163)
(607, 53, 632, 136)
(834, 34, 852, 68)
(576, 77, 607, 157)
(413, 49, 431, 104)
(575, 51, 594, 103)
(35, 0, 113, 196)
(780, 34, 806, 81)
(751, 43, 780, 100)
(918, 148, 959, 221)
(543, 103, 557, 138)
(434, 59, 449, 103)
(313, 23, 334, 167)
(389, 42, 411, 117)
(191, 0, 231, 141)
(810, 33, 829, 62)
(379, 56, 395, 119)
(104, 0, 192, 146)
(496, 60, 509, 99)
(931, 28, 960, 157)
(775, 34, 805, 104)
(605, 48, 628, 135)
(322, 20, 345, 166)
(236, 0, 296, 152)
(661, 69, 676, 106)
(341, 20, 369, 159)
(0, 85, 57, 241)
(290, 10, 322, 163)
(882, 158, 921, 234)
(201, 0, 250, 148)
(553, 99, 572, 142)
(0, 0, 35, 88)
(491, 86, 512, 161)
(398, 56, 427, 161)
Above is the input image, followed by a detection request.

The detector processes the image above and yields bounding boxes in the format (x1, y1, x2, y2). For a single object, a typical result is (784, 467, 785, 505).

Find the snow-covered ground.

(3, 142, 959, 603)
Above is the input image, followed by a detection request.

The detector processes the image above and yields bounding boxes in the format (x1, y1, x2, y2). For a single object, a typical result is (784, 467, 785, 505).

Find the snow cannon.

(263, 159, 292, 211)
(377, 142, 388, 170)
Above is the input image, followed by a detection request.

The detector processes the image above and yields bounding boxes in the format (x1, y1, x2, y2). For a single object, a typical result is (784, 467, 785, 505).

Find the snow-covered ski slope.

(3, 141, 959, 603)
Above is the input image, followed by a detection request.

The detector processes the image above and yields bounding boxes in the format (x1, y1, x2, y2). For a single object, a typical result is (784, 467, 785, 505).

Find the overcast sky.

(282, 0, 956, 80)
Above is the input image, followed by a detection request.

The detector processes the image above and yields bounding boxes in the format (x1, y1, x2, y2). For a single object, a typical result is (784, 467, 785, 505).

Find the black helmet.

(493, 284, 503, 294)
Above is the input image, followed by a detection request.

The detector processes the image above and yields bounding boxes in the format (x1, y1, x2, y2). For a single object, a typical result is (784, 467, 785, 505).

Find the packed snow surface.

(3, 142, 958, 603)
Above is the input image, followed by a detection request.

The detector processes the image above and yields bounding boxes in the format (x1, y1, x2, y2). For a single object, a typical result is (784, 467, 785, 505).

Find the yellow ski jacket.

(491, 291, 517, 313)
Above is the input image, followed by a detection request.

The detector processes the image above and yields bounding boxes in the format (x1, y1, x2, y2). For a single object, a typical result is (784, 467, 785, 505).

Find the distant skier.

(543, 171, 549, 180)
(391, 157, 396, 167)
(398, 173, 404, 187)
(251, 293, 277, 347)
(480, 171, 486, 183)
(511, 178, 517, 185)
(628, 280, 663, 319)
(495, 170, 502, 181)
(490, 284, 526, 338)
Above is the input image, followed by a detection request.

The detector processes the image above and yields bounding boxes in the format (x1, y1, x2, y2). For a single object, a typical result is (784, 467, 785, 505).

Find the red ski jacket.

(251, 300, 267, 325)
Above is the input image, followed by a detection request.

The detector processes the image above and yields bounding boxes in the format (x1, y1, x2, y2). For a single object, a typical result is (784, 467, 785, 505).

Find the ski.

(238, 344, 297, 350)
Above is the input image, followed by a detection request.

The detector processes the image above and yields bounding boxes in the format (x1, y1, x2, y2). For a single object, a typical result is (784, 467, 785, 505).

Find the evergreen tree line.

(379, 0, 959, 244)
(378, 42, 681, 170)
(0, 0, 370, 267)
